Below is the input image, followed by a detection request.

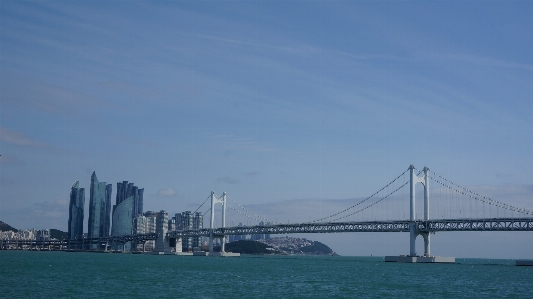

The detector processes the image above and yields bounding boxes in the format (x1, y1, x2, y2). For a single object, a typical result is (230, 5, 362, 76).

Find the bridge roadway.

(166, 218, 533, 239)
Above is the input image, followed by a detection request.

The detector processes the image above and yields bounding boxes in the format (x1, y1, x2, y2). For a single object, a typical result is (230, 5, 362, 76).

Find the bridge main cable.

(311, 168, 411, 223)
(329, 180, 409, 222)
(428, 170, 533, 215)
(227, 195, 279, 224)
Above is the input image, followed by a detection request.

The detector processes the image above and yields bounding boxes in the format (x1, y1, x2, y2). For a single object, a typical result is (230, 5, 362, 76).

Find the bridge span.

(167, 217, 533, 239)
(165, 165, 533, 260)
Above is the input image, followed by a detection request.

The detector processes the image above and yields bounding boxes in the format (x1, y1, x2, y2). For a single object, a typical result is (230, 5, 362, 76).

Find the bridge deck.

(167, 218, 533, 238)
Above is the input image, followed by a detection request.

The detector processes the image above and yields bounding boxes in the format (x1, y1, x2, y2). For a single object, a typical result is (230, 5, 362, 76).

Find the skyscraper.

(104, 184, 112, 237)
(111, 181, 143, 238)
(111, 195, 133, 236)
(88, 172, 112, 239)
(67, 181, 85, 240)
(115, 181, 144, 217)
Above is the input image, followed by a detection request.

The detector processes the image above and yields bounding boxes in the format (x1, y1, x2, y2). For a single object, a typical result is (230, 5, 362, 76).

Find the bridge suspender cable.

(310, 168, 413, 223)
(328, 180, 409, 222)
(428, 170, 532, 215)
(226, 203, 271, 224)
(226, 195, 279, 224)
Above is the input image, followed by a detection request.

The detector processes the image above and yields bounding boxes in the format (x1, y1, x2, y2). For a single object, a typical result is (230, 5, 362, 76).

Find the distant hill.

(224, 240, 276, 254)
(300, 241, 334, 255)
(260, 237, 337, 255)
(0, 221, 17, 232)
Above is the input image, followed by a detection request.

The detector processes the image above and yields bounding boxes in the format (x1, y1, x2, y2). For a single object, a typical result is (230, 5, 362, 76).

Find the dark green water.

(1, 251, 531, 298)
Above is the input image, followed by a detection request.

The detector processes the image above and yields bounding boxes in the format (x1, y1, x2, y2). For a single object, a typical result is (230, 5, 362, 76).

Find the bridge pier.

(422, 232, 430, 256)
(409, 222, 417, 256)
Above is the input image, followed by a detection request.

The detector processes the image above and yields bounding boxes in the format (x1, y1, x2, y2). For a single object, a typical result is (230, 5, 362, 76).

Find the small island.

(221, 237, 337, 255)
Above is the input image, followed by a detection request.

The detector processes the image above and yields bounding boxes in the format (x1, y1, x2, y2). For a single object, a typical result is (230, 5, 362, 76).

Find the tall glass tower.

(67, 181, 85, 240)
(111, 181, 144, 251)
(115, 181, 144, 218)
(88, 172, 112, 239)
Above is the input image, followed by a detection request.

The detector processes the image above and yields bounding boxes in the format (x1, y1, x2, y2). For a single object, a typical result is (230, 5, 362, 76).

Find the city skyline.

(1, 1, 532, 258)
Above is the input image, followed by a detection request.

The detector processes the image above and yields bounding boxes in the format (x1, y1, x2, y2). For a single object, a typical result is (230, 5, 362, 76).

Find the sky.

(1, 1, 532, 258)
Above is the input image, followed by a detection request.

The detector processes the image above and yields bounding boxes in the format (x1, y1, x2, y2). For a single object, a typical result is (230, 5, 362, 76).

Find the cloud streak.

(157, 188, 177, 197)
(0, 127, 48, 148)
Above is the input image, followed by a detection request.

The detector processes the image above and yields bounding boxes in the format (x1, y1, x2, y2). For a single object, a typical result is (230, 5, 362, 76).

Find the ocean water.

(1, 251, 531, 298)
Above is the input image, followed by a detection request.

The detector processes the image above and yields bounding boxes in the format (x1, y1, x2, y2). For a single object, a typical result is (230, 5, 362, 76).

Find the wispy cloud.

(157, 188, 178, 197)
(0, 74, 116, 116)
(445, 54, 533, 72)
(0, 127, 48, 148)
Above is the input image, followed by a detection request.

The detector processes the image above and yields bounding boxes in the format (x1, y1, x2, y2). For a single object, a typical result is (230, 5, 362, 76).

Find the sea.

(1, 251, 531, 298)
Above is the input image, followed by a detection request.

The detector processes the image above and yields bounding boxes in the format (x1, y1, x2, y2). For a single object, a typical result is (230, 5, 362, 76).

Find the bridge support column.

(422, 233, 430, 256)
(409, 222, 417, 256)
(409, 165, 429, 257)
(409, 165, 421, 256)
(422, 167, 430, 256)
(209, 231, 214, 254)
(208, 191, 227, 255)
(221, 192, 227, 253)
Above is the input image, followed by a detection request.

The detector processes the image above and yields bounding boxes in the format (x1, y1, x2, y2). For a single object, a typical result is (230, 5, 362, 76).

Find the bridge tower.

(409, 165, 430, 257)
(209, 191, 227, 254)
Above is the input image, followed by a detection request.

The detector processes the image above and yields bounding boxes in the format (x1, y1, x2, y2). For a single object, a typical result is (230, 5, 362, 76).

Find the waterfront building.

(111, 181, 143, 242)
(88, 172, 112, 240)
(36, 229, 50, 241)
(115, 181, 144, 218)
(153, 210, 171, 253)
(67, 181, 85, 240)
(144, 211, 157, 251)
(168, 217, 176, 232)
(174, 211, 203, 251)
(104, 184, 112, 236)
(111, 196, 133, 236)
(133, 215, 147, 235)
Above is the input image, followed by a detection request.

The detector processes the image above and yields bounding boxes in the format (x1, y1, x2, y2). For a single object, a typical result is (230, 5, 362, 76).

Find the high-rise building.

(133, 215, 147, 235)
(88, 172, 112, 239)
(174, 211, 203, 251)
(111, 181, 144, 238)
(143, 211, 157, 251)
(168, 217, 176, 232)
(104, 184, 112, 237)
(115, 181, 144, 217)
(67, 181, 85, 240)
(154, 210, 171, 253)
(144, 211, 157, 234)
(111, 196, 133, 236)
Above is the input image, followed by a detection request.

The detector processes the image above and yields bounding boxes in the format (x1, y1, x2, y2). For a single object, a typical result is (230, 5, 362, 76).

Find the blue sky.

(1, 1, 532, 258)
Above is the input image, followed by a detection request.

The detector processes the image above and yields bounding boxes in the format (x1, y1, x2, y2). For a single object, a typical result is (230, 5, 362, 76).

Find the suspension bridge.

(167, 165, 533, 261)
